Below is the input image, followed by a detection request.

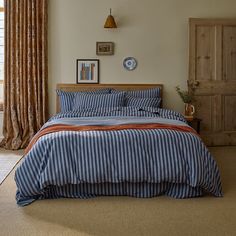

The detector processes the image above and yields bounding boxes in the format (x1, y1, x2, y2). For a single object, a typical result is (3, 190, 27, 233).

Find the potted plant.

(175, 86, 195, 118)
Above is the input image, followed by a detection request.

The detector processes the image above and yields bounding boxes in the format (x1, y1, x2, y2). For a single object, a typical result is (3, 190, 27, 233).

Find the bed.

(15, 84, 223, 206)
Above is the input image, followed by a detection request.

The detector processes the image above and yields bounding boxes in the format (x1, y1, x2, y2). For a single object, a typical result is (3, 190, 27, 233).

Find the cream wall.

(48, 0, 236, 116)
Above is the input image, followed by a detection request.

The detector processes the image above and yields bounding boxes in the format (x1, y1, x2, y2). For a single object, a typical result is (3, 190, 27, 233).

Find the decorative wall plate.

(123, 57, 137, 71)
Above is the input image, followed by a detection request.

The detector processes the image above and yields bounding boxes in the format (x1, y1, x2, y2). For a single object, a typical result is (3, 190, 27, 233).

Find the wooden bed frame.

(56, 84, 163, 113)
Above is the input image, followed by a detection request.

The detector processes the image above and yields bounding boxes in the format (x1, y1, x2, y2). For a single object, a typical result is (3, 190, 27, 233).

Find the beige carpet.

(0, 147, 235, 236)
(0, 149, 24, 185)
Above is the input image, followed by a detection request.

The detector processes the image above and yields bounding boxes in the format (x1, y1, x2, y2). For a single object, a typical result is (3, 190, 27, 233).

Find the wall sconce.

(104, 8, 117, 28)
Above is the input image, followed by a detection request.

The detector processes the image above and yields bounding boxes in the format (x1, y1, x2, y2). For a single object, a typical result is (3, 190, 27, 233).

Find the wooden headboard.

(56, 84, 163, 113)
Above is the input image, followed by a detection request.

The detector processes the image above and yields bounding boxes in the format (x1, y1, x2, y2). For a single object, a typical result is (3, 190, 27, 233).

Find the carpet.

(0, 149, 24, 185)
(0, 147, 235, 236)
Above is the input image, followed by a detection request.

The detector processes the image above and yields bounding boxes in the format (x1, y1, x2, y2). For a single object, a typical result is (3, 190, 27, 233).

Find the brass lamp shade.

(104, 9, 117, 28)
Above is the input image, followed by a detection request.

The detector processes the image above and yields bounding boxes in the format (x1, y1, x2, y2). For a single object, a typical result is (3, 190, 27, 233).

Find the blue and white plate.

(123, 57, 137, 71)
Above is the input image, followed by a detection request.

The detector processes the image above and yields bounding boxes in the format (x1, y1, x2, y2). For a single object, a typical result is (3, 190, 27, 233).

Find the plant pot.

(184, 103, 195, 118)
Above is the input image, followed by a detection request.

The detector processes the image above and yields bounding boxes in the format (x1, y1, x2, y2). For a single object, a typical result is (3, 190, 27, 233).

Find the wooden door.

(189, 18, 236, 146)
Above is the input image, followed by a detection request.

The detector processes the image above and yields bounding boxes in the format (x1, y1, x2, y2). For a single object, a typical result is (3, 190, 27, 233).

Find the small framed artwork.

(76, 59, 99, 84)
(96, 42, 114, 55)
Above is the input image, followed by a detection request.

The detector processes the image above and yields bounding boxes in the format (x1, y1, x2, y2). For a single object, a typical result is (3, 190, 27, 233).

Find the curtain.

(1, 0, 48, 150)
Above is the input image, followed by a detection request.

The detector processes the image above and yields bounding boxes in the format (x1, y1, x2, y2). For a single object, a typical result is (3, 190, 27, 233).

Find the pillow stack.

(126, 96, 161, 108)
(56, 88, 111, 112)
(73, 92, 126, 110)
(111, 87, 161, 109)
(57, 87, 161, 113)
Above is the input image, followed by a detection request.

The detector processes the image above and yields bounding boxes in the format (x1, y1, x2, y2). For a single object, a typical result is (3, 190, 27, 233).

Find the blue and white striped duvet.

(15, 107, 222, 206)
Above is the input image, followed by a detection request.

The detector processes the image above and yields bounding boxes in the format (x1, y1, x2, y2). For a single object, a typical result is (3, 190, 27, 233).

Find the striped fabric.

(111, 87, 161, 98)
(56, 88, 111, 112)
(17, 183, 205, 204)
(50, 107, 187, 123)
(56, 90, 74, 112)
(15, 108, 222, 206)
(73, 92, 126, 109)
(126, 96, 161, 108)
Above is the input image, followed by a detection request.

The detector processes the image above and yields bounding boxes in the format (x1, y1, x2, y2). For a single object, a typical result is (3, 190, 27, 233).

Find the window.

(0, 0, 3, 111)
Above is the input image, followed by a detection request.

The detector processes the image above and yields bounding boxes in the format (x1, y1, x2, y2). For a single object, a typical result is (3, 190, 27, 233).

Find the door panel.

(224, 95, 236, 131)
(196, 26, 216, 81)
(194, 95, 213, 132)
(189, 18, 236, 146)
(194, 94, 221, 133)
(223, 26, 236, 81)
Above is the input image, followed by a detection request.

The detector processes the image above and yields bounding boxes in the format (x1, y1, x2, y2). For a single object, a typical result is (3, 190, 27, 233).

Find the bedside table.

(186, 118, 202, 134)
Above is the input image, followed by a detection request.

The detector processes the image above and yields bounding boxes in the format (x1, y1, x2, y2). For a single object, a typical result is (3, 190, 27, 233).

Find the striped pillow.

(73, 92, 126, 109)
(126, 96, 161, 108)
(110, 87, 161, 98)
(57, 88, 111, 112)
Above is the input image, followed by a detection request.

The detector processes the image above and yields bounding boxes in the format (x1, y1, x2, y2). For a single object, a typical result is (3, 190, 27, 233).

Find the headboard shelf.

(56, 83, 163, 113)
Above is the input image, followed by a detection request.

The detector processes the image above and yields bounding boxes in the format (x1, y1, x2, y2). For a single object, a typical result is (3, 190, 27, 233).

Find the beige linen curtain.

(1, 0, 48, 150)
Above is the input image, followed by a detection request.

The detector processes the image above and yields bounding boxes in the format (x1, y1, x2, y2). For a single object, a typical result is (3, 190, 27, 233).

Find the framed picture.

(76, 59, 99, 84)
(96, 42, 114, 55)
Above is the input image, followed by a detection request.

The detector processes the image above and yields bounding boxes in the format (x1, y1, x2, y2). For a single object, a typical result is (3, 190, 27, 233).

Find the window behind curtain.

(0, 0, 4, 111)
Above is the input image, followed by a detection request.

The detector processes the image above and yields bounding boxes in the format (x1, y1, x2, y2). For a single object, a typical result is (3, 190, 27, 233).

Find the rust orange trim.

(25, 123, 198, 154)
